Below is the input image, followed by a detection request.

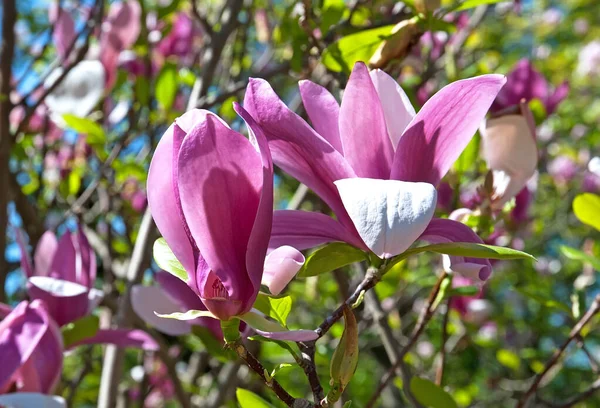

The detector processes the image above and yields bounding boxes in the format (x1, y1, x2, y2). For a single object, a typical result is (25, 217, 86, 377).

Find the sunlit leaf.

(153, 238, 188, 281)
(298, 242, 367, 278)
(560, 246, 600, 271)
(62, 315, 100, 348)
(253, 293, 292, 327)
(410, 377, 458, 408)
(573, 193, 600, 231)
(62, 114, 106, 145)
(236, 388, 275, 408)
(156, 63, 178, 111)
(496, 349, 520, 371)
(452, 0, 504, 12)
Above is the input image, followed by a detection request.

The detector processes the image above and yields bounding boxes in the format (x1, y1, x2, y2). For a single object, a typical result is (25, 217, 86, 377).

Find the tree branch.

(518, 294, 600, 408)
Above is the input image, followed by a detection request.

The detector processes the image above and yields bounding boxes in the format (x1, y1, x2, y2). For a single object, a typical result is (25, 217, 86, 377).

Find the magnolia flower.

(44, 60, 106, 118)
(157, 12, 199, 60)
(0, 300, 63, 395)
(480, 102, 538, 209)
(17, 228, 159, 350)
(147, 108, 313, 339)
(49, 4, 75, 60)
(577, 41, 600, 78)
(491, 58, 568, 115)
(244, 62, 505, 282)
(548, 155, 578, 184)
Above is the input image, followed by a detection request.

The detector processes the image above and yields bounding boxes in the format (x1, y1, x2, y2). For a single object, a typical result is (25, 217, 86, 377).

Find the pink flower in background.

(157, 12, 200, 60)
(0, 300, 63, 395)
(548, 155, 578, 184)
(147, 108, 312, 339)
(245, 62, 505, 282)
(491, 59, 568, 115)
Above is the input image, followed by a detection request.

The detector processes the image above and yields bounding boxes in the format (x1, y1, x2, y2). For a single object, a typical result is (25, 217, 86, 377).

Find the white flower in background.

(577, 41, 600, 78)
(44, 60, 106, 118)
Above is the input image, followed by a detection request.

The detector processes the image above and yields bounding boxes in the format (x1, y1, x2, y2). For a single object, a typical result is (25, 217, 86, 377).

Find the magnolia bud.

(480, 103, 537, 209)
(415, 0, 441, 13)
(327, 306, 358, 404)
(369, 17, 422, 69)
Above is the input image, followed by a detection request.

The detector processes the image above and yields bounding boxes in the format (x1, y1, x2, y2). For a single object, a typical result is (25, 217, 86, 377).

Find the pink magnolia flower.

(16, 228, 158, 350)
(491, 59, 568, 115)
(245, 62, 505, 282)
(147, 108, 313, 340)
(157, 12, 199, 60)
(49, 4, 76, 60)
(0, 300, 63, 395)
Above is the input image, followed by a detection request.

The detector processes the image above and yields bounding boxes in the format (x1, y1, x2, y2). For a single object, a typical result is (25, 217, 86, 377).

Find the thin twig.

(436, 298, 451, 386)
(518, 294, 600, 408)
(230, 339, 297, 407)
(298, 342, 324, 403)
(367, 271, 449, 407)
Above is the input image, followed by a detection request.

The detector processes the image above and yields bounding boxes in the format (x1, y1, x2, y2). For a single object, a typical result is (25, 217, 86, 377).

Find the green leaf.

(155, 309, 217, 321)
(61, 315, 100, 348)
(330, 306, 359, 388)
(321, 25, 395, 73)
(135, 76, 150, 106)
(560, 246, 600, 271)
(496, 349, 521, 371)
(298, 242, 367, 278)
(253, 293, 292, 327)
(68, 171, 81, 195)
(248, 335, 300, 361)
(153, 238, 188, 281)
(449, 285, 480, 297)
(271, 363, 293, 378)
(320, 0, 346, 34)
(238, 311, 286, 333)
(236, 388, 275, 408)
(452, 0, 503, 12)
(156, 63, 178, 111)
(573, 193, 600, 231)
(410, 377, 458, 408)
(385, 242, 535, 273)
(62, 114, 106, 145)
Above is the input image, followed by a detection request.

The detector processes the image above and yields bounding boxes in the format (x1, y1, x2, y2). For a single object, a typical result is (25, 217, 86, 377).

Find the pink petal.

(177, 114, 262, 306)
(298, 80, 343, 152)
(269, 210, 365, 251)
(234, 103, 274, 297)
(492, 59, 547, 111)
(369, 69, 415, 149)
(48, 232, 77, 283)
(14, 229, 34, 278)
(73, 228, 96, 288)
(148, 113, 202, 283)
(27, 277, 90, 326)
(34, 231, 58, 277)
(105, 0, 142, 49)
(545, 81, 569, 114)
(131, 285, 191, 336)
(391, 75, 506, 186)
(419, 218, 492, 282)
(51, 6, 76, 60)
(155, 272, 222, 339)
(262, 246, 305, 295)
(0, 302, 47, 392)
(70, 328, 159, 350)
(339, 62, 393, 179)
(243, 78, 356, 227)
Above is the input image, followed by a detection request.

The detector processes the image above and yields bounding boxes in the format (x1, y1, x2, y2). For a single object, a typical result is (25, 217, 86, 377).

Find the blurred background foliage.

(3, 0, 600, 406)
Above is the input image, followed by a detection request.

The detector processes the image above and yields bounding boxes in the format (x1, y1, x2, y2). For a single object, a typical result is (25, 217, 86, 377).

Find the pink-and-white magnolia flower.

(16, 228, 159, 350)
(0, 300, 63, 395)
(244, 62, 505, 282)
(147, 108, 313, 340)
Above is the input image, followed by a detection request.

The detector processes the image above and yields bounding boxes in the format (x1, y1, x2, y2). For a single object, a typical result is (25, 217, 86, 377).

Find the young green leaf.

(62, 114, 106, 145)
(409, 377, 458, 408)
(560, 246, 600, 271)
(298, 242, 367, 278)
(236, 388, 276, 408)
(61, 315, 100, 348)
(156, 63, 178, 111)
(153, 238, 188, 281)
(321, 25, 396, 73)
(573, 193, 600, 231)
(253, 293, 293, 327)
(452, 0, 503, 12)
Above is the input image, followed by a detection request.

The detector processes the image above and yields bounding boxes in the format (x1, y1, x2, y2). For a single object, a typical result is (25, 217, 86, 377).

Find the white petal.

(335, 178, 437, 258)
(369, 69, 416, 149)
(29, 276, 88, 297)
(45, 60, 106, 118)
(0, 393, 66, 408)
(588, 156, 600, 176)
(131, 286, 191, 336)
(262, 246, 305, 295)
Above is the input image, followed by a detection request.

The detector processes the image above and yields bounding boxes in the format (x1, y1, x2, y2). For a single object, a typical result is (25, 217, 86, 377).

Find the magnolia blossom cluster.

(137, 62, 510, 348)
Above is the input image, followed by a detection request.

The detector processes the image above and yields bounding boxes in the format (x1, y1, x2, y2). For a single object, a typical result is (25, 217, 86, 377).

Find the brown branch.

(518, 294, 600, 408)
(0, 0, 17, 303)
(230, 339, 297, 407)
(435, 298, 451, 386)
(298, 342, 324, 403)
(367, 271, 449, 407)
